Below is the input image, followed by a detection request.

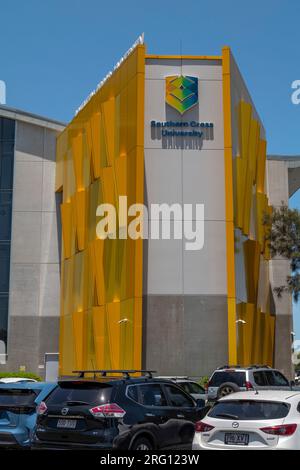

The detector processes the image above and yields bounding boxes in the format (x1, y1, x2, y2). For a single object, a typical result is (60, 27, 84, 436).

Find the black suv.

(32, 370, 206, 450)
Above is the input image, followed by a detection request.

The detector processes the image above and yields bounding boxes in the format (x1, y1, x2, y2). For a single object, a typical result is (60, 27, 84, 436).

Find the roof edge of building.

(0, 104, 65, 131)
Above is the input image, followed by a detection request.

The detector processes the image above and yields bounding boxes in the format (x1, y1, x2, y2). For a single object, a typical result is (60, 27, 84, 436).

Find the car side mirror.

(196, 398, 205, 408)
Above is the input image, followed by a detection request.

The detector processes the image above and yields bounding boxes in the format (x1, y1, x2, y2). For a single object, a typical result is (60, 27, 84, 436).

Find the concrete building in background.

(55, 39, 298, 379)
(267, 155, 300, 377)
(0, 105, 64, 376)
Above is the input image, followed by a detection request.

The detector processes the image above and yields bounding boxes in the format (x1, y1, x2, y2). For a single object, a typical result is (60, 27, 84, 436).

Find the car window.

(46, 382, 113, 405)
(209, 371, 246, 387)
(253, 372, 267, 386)
(179, 382, 205, 395)
(164, 384, 195, 407)
(0, 389, 38, 406)
(264, 371, 289, 387)
(127, 384, 167, 407)
(208, 400, 290, 420)
(272, 371, 289, 386)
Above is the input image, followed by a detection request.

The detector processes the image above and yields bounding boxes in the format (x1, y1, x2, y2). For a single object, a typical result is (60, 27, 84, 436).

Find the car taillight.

(260, 424, 297, 436)
(89, 403, 126, 419)
(195, 421, 215, 433)
(37, 401, 47, 415)
(245, 381, 254, 391)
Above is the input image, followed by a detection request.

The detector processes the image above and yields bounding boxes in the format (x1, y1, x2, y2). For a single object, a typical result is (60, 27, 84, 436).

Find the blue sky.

(1, 0, 300, 336)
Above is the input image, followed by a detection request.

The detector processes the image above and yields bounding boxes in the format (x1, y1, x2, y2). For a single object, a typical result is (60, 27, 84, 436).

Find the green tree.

(265, 205, 300, 302)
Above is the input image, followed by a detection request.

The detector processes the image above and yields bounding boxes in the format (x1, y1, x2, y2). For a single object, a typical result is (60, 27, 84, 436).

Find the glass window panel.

(0, 118, 15, 141)
(0, 293, 8, 346)
(0, 242, 10, 292)
(0, 142, 14, 190)
(0, 192, 12, 241)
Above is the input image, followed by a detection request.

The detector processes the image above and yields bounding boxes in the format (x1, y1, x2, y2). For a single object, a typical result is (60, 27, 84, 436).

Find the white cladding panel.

(144, 58, 227, 295)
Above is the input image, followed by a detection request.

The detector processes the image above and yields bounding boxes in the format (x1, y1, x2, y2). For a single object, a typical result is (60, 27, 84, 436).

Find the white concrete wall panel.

(144, 58, 226, 296)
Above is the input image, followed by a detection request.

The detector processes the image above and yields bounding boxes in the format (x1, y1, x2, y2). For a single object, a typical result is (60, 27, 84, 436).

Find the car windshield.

(0, 389, 39, 406)
(208, 400, 290, 420)
(180, 382, 204, 395)
(210, 371, 246, 387)
(46, 382, 113, 405)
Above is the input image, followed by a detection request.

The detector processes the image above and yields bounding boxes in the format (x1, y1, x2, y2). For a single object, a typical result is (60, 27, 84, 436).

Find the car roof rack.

(247, 364, 271, 369)
(217, 365, 242, 370)
(72, 369, 156, 379)
(217, 364, 272, 371)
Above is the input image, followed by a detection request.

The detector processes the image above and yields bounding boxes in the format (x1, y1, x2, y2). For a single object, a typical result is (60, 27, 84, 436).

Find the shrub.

(0, 372, 42, 382)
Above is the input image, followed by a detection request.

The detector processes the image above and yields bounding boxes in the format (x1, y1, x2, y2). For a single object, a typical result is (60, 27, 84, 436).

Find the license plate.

(224, 432, 249, 446)
(57, 419, 77, 429)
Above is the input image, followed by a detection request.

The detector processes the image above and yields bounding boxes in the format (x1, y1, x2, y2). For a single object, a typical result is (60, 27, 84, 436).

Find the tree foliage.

(265, 205, 300, 302)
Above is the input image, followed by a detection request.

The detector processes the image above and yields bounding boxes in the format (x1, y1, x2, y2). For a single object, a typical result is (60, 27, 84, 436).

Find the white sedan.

(193, 390, 300, 450)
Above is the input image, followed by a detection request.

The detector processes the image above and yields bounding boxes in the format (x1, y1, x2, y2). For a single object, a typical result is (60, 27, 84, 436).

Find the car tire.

(131, 436, 154, 451)
(217, 382, 240, 399)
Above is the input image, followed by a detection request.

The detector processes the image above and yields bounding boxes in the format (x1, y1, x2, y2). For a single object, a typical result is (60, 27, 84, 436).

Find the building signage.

(151, 120, 213, 138)
(165, 75, 198, 114)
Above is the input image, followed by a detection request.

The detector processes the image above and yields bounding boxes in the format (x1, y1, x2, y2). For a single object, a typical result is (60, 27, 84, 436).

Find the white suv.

(207, 366, 293, 401)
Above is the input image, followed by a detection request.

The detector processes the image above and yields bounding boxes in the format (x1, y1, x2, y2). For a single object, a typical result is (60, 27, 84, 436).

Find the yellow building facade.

(56, 42, 287, 377)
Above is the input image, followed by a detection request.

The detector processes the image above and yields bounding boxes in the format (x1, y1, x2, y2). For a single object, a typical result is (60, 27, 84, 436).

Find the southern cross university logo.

(165, 75, 198, 114)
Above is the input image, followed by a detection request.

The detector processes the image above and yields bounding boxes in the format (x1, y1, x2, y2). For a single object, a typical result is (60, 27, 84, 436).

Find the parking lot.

(1, 365, 300, 450)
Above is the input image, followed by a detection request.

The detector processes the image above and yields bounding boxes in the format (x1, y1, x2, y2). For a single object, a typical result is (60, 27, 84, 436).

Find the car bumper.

(0, 431, 31, 449)
(32, 435, 115, 451)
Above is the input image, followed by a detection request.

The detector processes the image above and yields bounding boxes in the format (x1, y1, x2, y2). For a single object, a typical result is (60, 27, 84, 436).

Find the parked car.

(193, 390, 300, 450)
(156, 377, 207, 402)
(207, 365, 293, 401)
(0, 381, 57, 448)
(0, 378, 37, 384)
(295, 371, 300, 385)
(32, 370, 206, 450)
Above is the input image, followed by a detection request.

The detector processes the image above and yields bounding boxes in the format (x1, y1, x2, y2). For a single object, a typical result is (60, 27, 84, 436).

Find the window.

(0, 389, 38, 407)
(0, 118, 15, 141)
(264, 370, 289, 387)
(0, 192, 12, 241)
(253, 372, 267, 386)
(272, 371, 289, 386)
(0, 117, 15, 358)
(0, 142, 14, 190)
(179, 381, 205, 395)
(127, 384, 167, 407)
(164, 384, 195, 407)
(0, 243, 10, 293)
(209, 371, 246, 387)
(46, 382, 113, 405)
(208, 400, 290, 420)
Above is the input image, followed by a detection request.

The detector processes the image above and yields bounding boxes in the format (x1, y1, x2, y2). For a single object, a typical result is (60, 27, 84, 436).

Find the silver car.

(207, 365, 294, 401)
(156, 376, 207, 402)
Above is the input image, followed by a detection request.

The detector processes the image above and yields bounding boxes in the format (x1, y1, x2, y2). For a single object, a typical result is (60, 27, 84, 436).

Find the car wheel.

(217, 382, 240, 399)
(131, 436, 153, 450)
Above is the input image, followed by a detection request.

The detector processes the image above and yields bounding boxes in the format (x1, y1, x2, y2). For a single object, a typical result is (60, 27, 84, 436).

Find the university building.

(0, 40, 297, 378)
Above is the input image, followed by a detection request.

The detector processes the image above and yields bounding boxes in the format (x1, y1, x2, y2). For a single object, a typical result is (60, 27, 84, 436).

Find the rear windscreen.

(46, 382, 113, 405)
(208, 400, 290, 420)
(210, 371, 246, 387)
(0, 389, 38, 406)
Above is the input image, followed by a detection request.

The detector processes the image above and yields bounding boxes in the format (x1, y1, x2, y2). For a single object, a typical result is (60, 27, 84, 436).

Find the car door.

(127, 383, 178, 449)
(162, 384, 200, 448)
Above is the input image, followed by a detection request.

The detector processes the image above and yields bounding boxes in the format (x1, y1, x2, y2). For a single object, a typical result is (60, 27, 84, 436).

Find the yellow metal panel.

(74, 190, 88, 251)
(90, 112, 102, 178)
(56, 45, 145, 375)
(102, 98, 115, 166)
(72, 310, 85, 370)
(92, 306, 105, 367)
(256, 139, 267, 193)
(222, 47, 237, 364)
